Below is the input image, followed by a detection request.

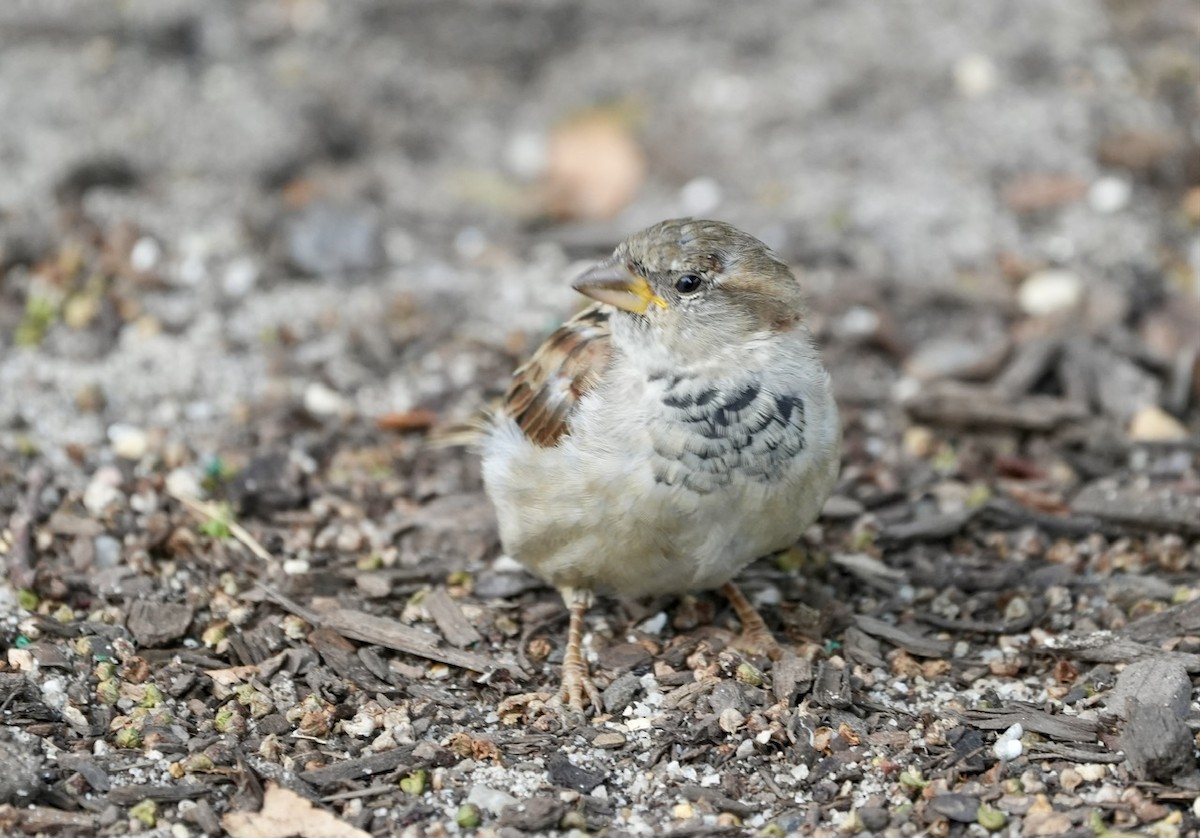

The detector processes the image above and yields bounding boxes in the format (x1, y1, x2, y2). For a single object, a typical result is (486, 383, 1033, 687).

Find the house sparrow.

(483, 218, 841, 711)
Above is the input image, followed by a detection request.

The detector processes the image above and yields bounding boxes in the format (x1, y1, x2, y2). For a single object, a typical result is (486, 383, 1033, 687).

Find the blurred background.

(0, 0, 1197, 462)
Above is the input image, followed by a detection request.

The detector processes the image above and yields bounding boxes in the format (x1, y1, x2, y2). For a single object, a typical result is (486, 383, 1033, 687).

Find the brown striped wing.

(504, 305, 613, 447)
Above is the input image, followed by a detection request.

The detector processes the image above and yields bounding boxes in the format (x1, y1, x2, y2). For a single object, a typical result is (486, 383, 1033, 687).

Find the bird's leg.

(556, 586, 601, 711)
(722, 581, 784, 661)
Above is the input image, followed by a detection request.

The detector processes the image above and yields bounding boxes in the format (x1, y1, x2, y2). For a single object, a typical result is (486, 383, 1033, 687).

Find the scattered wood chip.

(424, 587, 484, 648)
(224, 783, 371, 838)
(1071, 480, 1200, 536)
(307, 627, 393, 691)
(298, 749, 414, 788)
(771, 653, 813, 705)
(322, 608, 515, 675)
(958, 707, 1100, 744)
(904, 384, 1088, 430)
(852, 615, 953, 658)
(1121, 597, 1200, 645)
(879, 509, 975, 546)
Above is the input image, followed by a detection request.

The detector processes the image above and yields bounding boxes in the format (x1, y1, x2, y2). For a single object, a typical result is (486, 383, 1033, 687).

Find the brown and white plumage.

(483, 218, 841, 711)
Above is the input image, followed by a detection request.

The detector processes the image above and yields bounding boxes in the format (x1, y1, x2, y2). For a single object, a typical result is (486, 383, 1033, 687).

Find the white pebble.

(454, 227, 488, 261)
(954, 54, 998, 98)
(165, 468, 205, 501)
(84, 466, 125, 515)
(992, 722, 1024, 762)
(637, 612, 668, 636)
(466, 784, 518, 815)
(505, 130, 548, 179)
(1018, 269, 1083, 317)
(130, 237, 161, 272)
(735, 739, 755, 759)
(679, 176, 722, 216)
(1088, 176, 1131, 214)
(303, 382, 349, 417)
(282, 559, 310, 575)
(836, 305, 880, 339)
(222, 257, 259, 297)
(718, 707, 745, 734)
(107, 423, 148, 460)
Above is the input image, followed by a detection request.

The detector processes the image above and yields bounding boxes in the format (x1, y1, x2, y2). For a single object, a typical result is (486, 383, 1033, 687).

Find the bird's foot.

(722, 581, 785, 661)
(554, 655, 602, 712)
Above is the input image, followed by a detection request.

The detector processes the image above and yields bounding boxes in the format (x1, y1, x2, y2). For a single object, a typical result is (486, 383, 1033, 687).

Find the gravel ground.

(1, 1, 1199, 836)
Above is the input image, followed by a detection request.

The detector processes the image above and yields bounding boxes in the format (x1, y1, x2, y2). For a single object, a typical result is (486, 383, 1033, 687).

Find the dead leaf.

(543, 108, 645, 221)
(223, 783, 371, 838)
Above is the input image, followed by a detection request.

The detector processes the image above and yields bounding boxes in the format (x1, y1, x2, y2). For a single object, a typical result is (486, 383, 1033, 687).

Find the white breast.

(482, 329, 841, 599)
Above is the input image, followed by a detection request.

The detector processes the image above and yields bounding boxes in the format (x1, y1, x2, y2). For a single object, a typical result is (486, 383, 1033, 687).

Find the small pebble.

(1128, 405, 1188, 442)
(93, 535, 122, 569)
(282, 559, 310, 575)
(1019, 269, 1083, 317)
(129, 237, 161, 273)
(637, 612, 668, 636)
(1088, 176, 1131, 213)
(222, 257, 259, 297)
(108, 423, 149, 460)
(303, 382, 350, 417)
(165, 468, 205, 500)
(466, 784, 518, 816)
(679, 177, 722, 216)
(954, 54, 998, 97)
(718, 707, 745, 734)
(992, 723, 1023, 761)
(592, 732, 627, 749)
(84, 466, 125, 515)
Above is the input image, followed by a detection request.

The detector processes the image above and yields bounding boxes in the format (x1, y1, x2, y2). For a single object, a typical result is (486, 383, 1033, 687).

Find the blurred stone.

(129, 236, 161, 273)
(1018, 269, 1083, 317)
(1093, 350, 1160, 422)
(1182, 186, 1200, 223)
(283, 203, 383, 277)
(83, 466, 124, 516)
(0, 733, 45, 804)
(1128, 406, 1187, 442)
(303, 382, 350, 417)
(904, 335, 1010, 382)
(543, 109, 645, 221)
(229, 451, 310, 515)
(1088, 176, 1131, 213)
(93, 535, 122, 570)
(222, 256, 259, 296)
(679, 176, 722, 216)
(107, 423, 148, 460)
(466, 784, 518, 816)
(953, 54, 997, 98)
(127, 600, 194, 647)
(165, 467, 205, 500)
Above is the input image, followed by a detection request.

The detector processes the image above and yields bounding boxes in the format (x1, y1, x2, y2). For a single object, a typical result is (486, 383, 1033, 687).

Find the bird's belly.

(483, 416, 831, 598)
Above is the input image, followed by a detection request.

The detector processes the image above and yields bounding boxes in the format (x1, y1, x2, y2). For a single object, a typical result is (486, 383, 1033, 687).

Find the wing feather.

(504, 304, 613, 447)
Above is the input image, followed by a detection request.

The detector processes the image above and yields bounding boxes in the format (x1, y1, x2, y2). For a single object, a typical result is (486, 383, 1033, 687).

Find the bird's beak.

(572, 260, 667, 314)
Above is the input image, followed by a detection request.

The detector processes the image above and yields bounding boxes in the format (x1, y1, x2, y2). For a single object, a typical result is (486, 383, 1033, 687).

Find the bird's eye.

(674, 274, 703, 294)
